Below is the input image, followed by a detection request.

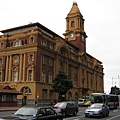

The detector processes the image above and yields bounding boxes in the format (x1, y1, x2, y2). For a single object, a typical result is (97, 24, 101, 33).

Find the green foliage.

(52, 70, 73, 95)
(110, 86, 120, 95)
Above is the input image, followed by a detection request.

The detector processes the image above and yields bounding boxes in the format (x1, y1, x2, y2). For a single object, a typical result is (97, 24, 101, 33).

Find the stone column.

(23, 53, 26, 81)
(19, 54, 23, 82)
(32, 66, 34, 81)
(5, 56, 9, 82)
(8, 55, 12, 82)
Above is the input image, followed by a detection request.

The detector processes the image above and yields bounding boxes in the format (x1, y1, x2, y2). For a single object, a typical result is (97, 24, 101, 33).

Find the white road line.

(63, 115, 84, 120)
(107, 114, 120, 120)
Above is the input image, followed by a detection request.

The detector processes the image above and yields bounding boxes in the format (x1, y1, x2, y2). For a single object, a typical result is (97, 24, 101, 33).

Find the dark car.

(84, 103, 109, 118)
(53, 101, 79, 117)
(0, 106, 63, 120)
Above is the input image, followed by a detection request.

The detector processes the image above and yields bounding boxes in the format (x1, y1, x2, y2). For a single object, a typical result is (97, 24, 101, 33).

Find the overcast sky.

(1, 0, 120, 93)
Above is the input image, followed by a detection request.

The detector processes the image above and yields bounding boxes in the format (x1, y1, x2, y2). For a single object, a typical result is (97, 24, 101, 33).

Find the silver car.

(53, 101, 79, 117)
(84, 103, 109, 118)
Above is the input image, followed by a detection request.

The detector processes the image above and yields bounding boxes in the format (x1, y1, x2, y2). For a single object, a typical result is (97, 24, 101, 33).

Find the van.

(78, 98, 86, 106)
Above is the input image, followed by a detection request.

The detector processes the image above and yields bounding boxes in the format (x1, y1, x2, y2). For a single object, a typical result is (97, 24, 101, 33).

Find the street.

(0, 107, 120, 120)
(63, 106, 120, 120)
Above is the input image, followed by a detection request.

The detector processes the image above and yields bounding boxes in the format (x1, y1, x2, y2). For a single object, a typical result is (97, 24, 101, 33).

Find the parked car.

(84, 103, 109, 118)
(78, 98, 86, 106)
(0, 106, 63, 120)
(53, 101, 79, 117)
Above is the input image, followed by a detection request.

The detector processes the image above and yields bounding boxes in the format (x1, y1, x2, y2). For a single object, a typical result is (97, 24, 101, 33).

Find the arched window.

(1, 42, 4, 48)
(12, 67, 19, 82)
(20, 86, 31, 94)
(14, 40, 22, 47)
(30, 37, 34, 43)
(75, 92, 78, 101)
(29, 54, 34, 62)
(71, 21, 74, 27)
(13, 71, 18, 82)
(68, 92, 72, 101)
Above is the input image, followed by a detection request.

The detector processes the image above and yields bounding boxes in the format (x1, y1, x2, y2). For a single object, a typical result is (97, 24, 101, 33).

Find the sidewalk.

(0, 106, 21, 112)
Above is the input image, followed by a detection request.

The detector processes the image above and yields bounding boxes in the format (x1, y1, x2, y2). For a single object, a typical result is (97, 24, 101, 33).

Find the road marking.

(107, 114, 120, 120)
(113, 109, 119, 112)
(63, 115, 84, 120)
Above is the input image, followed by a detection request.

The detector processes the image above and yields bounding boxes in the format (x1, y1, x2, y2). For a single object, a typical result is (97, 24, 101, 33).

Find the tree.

(52, 70, 73, 101)
(110, 86, 120, 95)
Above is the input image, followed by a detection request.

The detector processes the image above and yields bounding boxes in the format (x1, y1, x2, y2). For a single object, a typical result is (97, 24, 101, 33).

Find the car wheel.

(73, 111, 77, 116)
(59, 118, 63, 120)
(100, 113, 103, 118)
(62, 112, 66, 117)
(106, 111, 109, 116)
(85, 115, 88, 117)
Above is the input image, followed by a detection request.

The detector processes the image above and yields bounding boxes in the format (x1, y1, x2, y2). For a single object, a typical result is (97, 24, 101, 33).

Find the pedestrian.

(35, 99, 37, 106)
(50, 100, 53, 106)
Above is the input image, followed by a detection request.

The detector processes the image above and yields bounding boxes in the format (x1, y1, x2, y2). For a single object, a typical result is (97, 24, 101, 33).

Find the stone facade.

(0, 2, 104, 106)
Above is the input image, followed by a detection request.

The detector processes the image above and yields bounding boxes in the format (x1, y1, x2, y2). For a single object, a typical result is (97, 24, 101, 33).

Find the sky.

(0, 0, 120, 93)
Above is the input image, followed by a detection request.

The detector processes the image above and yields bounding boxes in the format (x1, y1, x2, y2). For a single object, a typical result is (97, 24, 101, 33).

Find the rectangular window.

(49, 58, 53, 67)
(50, 43, 53, 50)
(82, 69, 84, 76)
(6, 94, 13, 101)
(42, 55, 46, 64)
(0, 58, 2, 65)
(42, 89, 47, 99)
(59, 61, 63, 71)
(29, 54, 34, 62)
(68, 65, 71, 73)
(13, 71, 18, 82)
(41, 39, 47, 47)
(71, 21, 74, 27)
(29, 70, 32, 81)
(49, 73, 52, 83)
(42, 71, 46, 83)
(49, 90, 53, 99)
(74, 80, 77, 87)
(74, 68, 77, 74)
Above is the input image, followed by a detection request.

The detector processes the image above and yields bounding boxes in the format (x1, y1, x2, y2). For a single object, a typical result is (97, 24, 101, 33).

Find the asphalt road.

(0, 107, 120, 120)
(63, 106, 120, 120)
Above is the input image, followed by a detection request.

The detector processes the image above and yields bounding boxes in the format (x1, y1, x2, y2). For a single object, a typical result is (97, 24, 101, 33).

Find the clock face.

(70, 33, 74, 38)
(14, 56, 19, 63)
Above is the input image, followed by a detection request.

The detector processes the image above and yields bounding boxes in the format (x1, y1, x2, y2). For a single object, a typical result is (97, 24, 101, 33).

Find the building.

(0, 85, 22, 106)
(0, 2, 104, 105)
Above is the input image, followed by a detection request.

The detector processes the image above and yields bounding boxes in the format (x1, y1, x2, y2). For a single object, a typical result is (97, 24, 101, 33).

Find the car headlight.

(55, 108, 61, 113)
(94, 111, 99, 113)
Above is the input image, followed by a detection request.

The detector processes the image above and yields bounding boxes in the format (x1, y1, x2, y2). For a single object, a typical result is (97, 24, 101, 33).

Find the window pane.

(14, 71, 18, 81)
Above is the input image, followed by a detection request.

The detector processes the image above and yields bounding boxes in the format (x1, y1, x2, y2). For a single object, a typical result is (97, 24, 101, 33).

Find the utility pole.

(112, 75, 120, 87)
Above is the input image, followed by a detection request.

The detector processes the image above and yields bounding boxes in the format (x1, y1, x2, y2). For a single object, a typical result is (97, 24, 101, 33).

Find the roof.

(0, 85, 22, 94)
(68, 2, 81, 15)
(0, 22, 57, 36)
(0, 21, 102, 64)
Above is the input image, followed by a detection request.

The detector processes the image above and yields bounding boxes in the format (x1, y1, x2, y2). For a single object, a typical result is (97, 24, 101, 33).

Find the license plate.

(89, 112, 93, 115)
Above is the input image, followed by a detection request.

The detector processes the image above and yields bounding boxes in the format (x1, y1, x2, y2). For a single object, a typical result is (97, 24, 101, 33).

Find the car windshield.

(54, 102, 67, 108)
(79, 100, 84, 102)
(90, 104, 102, 108)
(14, 107, 38, 116)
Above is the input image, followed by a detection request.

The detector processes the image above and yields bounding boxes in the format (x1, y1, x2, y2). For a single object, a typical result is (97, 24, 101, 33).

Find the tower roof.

(68, 2, 81, 15)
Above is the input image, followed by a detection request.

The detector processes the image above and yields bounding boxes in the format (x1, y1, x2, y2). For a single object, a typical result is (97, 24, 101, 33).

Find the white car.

(84, 103, 109, 118)
(78, 98, 86, 106)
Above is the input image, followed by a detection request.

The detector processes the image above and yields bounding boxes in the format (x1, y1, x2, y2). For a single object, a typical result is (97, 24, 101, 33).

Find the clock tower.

(63, 2, 87, 52)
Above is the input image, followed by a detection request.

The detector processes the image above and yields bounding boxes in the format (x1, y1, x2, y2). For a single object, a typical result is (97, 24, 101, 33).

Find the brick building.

(0, 2, 104, 105)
